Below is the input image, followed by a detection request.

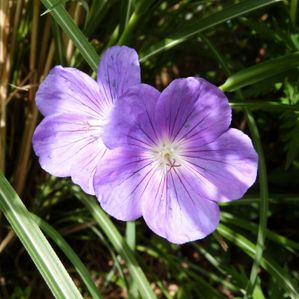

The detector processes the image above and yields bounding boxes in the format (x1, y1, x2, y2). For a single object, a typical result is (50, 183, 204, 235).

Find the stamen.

(150, 139, 184, 173)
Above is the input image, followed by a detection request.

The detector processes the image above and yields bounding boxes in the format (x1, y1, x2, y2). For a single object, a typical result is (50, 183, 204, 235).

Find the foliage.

(0, 0, 298, 298)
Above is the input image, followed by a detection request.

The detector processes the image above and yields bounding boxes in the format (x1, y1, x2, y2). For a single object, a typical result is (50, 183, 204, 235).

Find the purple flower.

(32, 46, 141, 195)
(94, 78, 258, 244)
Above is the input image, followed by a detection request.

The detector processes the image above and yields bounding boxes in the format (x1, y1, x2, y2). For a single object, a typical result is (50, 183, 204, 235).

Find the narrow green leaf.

(217, 224, 299, 299)
(220, 52, 299, 92)
(230, 101, 299, 111)
(126, 221, 136, 251)
(140, 0, 282, 61)
(117, 12, 139, 45)
(84, 0, 114, 36)
(40, 0, 66, 16)
(244, 112, 269, 299)
(41, 0, 100, 72)
(221, 213, 299, 254)
(51, 20, 66, 65)
(118, 0, 156, 45)
(31, 213, 102, 299)
(75, 191, 157, 299)
(119, 0, 133, 36)
(203, 35, 269, 299)
(138, 245, 224, 298)
(125, 221, 138, 299)
(0, 173, 83, 299)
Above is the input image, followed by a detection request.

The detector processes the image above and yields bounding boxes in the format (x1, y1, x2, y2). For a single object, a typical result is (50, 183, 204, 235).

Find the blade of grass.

(0, 173, 83, 298)
(52, 20, 66, 65)
(126, 221, 138, 299)
(31, 213, 102, 299)
(40, 0, 66, 16)
(84, 0, 114, 36)
(221, 212, 299, 254)
(220, 195, 299, 205)
(75, 190, 157, 299)
(117, 0, 155, 45)
(119, 0, 133, 37)
(202, 35, 269, 298)
(219, 52, 299, 91)
(41, 0, 100, 72)
(138, 244, 227, 298)
(61, 213, 131, 293)
(230, 101, 299, 111)
(126, 221, 136, 251)
(217, 224, 299, 298)
(140, 0, 282, 61)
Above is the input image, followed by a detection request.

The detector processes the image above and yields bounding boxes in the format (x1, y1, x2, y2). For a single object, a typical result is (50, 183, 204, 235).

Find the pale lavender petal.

(141, 167, 220, 244)
(94, 147, 220, 243)
(155, 77, 231, 146)
(97, 46, 141, 104)
(93, 149, 152, 221)
(36, 66, 106, 118)
(32, 113, 106, 195)
(102, 84, 160, 149)
(181, 128, 258, 202)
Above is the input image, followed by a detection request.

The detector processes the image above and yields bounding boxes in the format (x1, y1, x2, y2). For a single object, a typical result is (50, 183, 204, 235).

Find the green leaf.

(119, 0, 134, 37)
(31, 213, 102, 299)
(40, 0, 67, 16)
(126, 221, 136, 251)
(140, 0, 282, 61)
(51, 20, 67, 65)
(84, 0, 114, 36)
(125, 221, 138, 299)
(75, 191, 157, 299)
(117, 0, 156, 45)
(221, 213, 299, 254)
(203, 34, 269, 299)
(217, 224, 299, 299)
(230, 101, 299, 111)
(220, 52, 299, 92)
(0, 173, 83, 299)
(41, 0, 100, 72)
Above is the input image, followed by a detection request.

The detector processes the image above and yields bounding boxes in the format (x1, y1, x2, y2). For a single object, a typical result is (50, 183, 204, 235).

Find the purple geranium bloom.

(94, 78, 258, 244)
(32, 46, 141, 194)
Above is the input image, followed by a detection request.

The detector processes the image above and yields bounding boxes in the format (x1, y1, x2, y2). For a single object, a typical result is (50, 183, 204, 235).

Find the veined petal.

(182, 128, 258, 202)
(141, 167, 220, 244)
(93, 149, 153, 221)
(36, 66, 105, 118)
(155, 77, 231, 146)
(102, 84, 160, 149)
(97, 46, 141, 104)
(32, 113, 106, 195)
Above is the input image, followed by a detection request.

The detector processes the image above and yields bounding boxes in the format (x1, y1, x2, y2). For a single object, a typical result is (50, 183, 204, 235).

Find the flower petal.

(141, 167, 220, 244)
(155, 77, 231, 146)
(94, 147, 220, 243)
(93, 149, 151, 221)
(36, 66, 105, 118)
(182, 128, 258, 202)
(102, 84, 160, 149)
(32, 113, 106, 194)
(97, 46, 141, 103)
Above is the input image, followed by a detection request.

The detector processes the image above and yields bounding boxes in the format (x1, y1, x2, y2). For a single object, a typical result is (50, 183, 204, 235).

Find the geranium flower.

(95, 78, 258, 244)
(32, 46, 141, 194)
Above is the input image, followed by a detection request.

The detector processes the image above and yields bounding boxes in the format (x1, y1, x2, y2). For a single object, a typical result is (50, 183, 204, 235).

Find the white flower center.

(151, 139, 184, 173)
